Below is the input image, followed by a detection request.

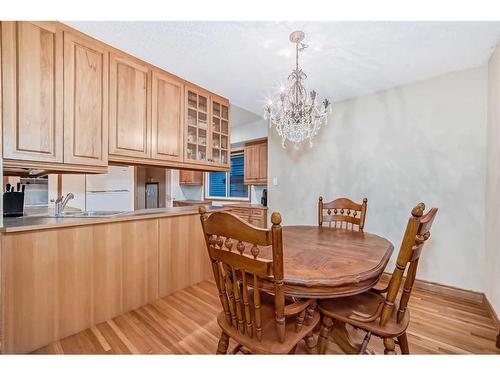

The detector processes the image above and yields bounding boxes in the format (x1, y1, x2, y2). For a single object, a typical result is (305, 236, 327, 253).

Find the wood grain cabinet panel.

(121, 219, 159, 312)
(109, 53, 151, 160)
(227, 206, 267, 228)
(179, 170, 203, 185)
(258, 141, 268, 182)
(1, 219, 161, 353)
(63, 31, 108, 166)
(55, 226, 93, 339)
(1, 21, 63, 162)
(91, 223, 123, 324)
(2, 230, 60, 353)
(158, 215, 212, 296)
(248, 216, 265, 228)
(244, 140, 267, 185)
(244, 144, 259, 182)
(151, 71, 184, 162)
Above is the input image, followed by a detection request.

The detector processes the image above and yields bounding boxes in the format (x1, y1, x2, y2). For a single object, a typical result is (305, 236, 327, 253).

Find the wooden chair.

(199, 207, 320, 354)
(318, 196, 368, 231)
(317, 202, 438, 354)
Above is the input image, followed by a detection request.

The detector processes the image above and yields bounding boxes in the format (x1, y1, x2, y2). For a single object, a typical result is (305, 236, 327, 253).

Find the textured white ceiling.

(66, 21, 500, 115)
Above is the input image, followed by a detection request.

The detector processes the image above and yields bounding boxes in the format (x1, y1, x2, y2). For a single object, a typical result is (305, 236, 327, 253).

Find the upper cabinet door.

(245, 145, 259, 181)
(210, 98, 230, 168)
(63, 31, 109, 166)
(185, 86, 210, 165)
(244, 141, 267, 185)
(109, 53, 151, 160)
(151, 71, 184, 162)
(258, 142, 268, 182)
(1, 21, 63, 162)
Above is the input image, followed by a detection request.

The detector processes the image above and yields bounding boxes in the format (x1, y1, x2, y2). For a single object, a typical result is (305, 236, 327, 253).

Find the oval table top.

(258, 225, 394, 299)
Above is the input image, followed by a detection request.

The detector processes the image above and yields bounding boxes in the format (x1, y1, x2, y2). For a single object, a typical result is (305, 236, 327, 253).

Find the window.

(207, 153, 249, 199)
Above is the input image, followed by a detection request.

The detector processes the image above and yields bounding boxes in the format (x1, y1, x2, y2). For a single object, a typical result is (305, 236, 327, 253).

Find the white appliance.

(86, 166, 134, 211)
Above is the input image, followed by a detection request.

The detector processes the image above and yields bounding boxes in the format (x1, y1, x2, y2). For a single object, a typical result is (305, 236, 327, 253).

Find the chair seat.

(217, 290, 320, 354)
(318, 290, 410, 338)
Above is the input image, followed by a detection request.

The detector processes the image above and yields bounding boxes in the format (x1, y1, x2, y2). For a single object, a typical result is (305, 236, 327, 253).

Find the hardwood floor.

(32, 279, 500, 354)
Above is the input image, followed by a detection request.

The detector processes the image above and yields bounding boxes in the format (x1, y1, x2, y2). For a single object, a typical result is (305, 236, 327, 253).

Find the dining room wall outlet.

(273, 177, 278, 186)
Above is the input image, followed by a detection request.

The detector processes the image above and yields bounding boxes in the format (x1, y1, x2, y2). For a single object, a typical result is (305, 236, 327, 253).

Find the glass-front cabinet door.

(185, 86, 230, 169)
(210, 97, 230, 168)
(186, 87, 209, 164)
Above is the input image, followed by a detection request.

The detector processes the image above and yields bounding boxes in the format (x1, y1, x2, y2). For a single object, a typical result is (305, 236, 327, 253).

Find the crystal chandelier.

(265, 31, 331, 148)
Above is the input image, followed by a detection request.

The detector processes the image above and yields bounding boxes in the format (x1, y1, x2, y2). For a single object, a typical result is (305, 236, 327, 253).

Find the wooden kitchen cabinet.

(185, 86, 210, 165)
(120, 220, 159, 312)
(151, 70, 184, 162)
(210, 96, 231, 168)
(1, 21, 230, 174)
(184, 86, 231, 170)
(244, 140, 267, 185)
(1, 214, 210, 353)
(179, 170, 204, 185)
(63, 30, 108, 167)
(1, 21, 108, 173)
(227, 205, 267, 228)
(158, 215, 212, 296)
(109, 52, 151, 160)
(1, 21, 64, 163)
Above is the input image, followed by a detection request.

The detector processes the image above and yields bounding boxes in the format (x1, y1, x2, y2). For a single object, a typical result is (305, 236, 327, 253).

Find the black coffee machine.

(261, 189, 267, 207)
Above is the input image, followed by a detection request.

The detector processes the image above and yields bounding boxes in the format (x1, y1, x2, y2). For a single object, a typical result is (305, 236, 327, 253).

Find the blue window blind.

(208, 153, 248, 198)
(208, 171, 226, 197)
(229, 154, 247, 198)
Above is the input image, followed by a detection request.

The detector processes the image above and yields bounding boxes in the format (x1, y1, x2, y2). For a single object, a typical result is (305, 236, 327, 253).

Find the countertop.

(223, 203, 268, 210)
(173, 200, 212, 203)
(0, 205, 228, 233)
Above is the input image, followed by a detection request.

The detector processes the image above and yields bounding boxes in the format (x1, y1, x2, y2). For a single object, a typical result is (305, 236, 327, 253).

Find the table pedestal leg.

(331, 320, 361, 354)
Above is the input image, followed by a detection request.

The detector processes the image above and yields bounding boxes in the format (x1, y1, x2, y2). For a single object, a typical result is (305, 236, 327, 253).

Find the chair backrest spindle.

(318, 196, 368, 231)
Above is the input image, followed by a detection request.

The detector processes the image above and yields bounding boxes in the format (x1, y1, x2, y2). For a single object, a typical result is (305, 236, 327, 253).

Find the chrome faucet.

(54, 193, 75, 217)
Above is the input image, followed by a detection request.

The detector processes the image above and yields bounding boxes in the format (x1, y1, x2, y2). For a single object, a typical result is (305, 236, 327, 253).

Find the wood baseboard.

(381, 272, 484, 303)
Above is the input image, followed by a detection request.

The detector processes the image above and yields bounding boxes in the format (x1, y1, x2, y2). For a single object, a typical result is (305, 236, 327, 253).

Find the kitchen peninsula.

(0, 206, 224, 353)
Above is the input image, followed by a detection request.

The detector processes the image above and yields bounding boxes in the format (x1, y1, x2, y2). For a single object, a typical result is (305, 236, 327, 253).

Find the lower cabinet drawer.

(249, 217, 265, 228)
(228, 207, 267, 228)
(251, 209, 265, 218)
(230, 208, 250, 217)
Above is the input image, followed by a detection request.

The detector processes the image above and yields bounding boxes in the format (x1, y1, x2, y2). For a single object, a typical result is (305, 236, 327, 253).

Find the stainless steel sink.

(44, 210, 129, 218)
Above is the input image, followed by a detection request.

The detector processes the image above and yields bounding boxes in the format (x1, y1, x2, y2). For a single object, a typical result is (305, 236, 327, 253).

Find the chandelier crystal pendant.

(265, 31, 331, 148)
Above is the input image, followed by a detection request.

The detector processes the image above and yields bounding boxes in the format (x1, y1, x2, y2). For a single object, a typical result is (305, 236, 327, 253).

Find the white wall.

(170, 169, 204, 201)
(231, 118, 268, 146)
(61, 175, 86, 211)
(269, 66, 487, 293)
(486, 45, 500, 317)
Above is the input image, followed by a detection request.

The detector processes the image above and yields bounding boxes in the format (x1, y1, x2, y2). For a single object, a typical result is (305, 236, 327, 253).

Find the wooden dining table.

(258, 225, 394, 299)
(256, 225, 394, 353)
